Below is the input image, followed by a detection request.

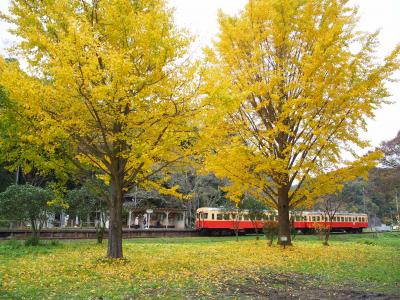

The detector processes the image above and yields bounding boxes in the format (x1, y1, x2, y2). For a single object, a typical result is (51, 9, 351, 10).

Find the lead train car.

(196, 207, 368, 235)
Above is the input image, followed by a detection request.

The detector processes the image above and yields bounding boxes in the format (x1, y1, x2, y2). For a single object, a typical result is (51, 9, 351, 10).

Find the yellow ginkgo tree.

(0, 0, 199, 258)
(202, 0, 399, 245)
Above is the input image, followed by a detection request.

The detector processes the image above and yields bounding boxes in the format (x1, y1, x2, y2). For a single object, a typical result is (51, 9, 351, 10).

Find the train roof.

(196, 207, 367, 216)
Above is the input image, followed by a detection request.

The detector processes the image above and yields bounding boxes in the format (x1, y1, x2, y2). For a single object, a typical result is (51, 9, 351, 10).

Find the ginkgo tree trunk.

(0, 0, 199, 258)
(202, 0, 399, 245)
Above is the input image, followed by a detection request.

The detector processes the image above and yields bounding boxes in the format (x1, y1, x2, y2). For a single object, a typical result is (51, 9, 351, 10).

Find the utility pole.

(362, 186, 366, 213)
(15, 166, 20, 185)
(395, 188, 399, 224)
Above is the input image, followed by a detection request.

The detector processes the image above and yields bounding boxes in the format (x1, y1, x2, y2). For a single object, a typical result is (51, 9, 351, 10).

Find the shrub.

(25, 235, 40, 246)
(263, 221, 279, 246)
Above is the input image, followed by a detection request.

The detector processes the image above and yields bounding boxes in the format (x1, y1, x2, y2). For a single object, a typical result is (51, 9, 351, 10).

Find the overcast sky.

(0, 0, 399, 149)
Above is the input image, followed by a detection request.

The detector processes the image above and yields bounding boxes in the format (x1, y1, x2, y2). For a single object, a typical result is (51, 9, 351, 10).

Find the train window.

(217, 214, 222, 220)
(311, 216, 315, 221)
(203, 213, 208, 219)
(340, 217, 344, 222)
(317, 216, 320, 221)
(224, 214, 230, 220)
(211, 214, 214, 220)
(303, 216, 307, 221)
(243, 215, 249, 220)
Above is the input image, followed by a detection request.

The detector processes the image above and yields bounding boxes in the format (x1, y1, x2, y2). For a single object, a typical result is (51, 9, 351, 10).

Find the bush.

(263, 221, 279, 246)
(3, 238, 24, 249)
(25, 235, 40, 246)
(49, 239, 60, 246)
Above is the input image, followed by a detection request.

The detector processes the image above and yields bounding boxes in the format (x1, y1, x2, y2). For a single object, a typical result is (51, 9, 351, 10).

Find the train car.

(196, 207, 273, 235)
(295, 211, 368, 234)
(196, 207, 368, 235)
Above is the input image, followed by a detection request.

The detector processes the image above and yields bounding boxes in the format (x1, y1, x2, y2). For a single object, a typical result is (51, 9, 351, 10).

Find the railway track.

(0, 228, 385, 240)
(0, 228, 199, 240)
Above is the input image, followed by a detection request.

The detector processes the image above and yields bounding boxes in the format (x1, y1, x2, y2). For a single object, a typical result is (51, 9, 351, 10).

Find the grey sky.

(0, 0, 399, 149)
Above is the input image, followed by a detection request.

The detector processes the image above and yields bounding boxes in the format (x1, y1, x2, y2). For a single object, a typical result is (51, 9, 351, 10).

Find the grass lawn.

(0, 232, 399, 299)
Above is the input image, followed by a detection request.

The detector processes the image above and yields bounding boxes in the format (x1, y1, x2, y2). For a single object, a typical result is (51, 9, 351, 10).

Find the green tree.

(0, 184, 54, 245)
(65, 182, 108, 243)
(240, 194, 268, 240)
(65, 186, 97, 227)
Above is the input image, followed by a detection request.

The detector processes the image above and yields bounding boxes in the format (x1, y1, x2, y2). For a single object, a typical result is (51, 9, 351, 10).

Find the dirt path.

(216, 273, 399, 299)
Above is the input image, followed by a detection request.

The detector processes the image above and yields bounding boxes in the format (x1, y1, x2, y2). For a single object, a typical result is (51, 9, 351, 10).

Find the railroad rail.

(0, 228, 388, 241)
(0, 228, 199, 240)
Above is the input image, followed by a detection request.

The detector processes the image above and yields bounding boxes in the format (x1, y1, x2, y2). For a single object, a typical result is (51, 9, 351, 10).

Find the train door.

(196, 212, 202, 229)
(201, 212, 208, 228)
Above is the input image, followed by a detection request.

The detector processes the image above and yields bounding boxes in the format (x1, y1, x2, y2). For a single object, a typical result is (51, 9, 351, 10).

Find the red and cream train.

(196, 207, 368, 235)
